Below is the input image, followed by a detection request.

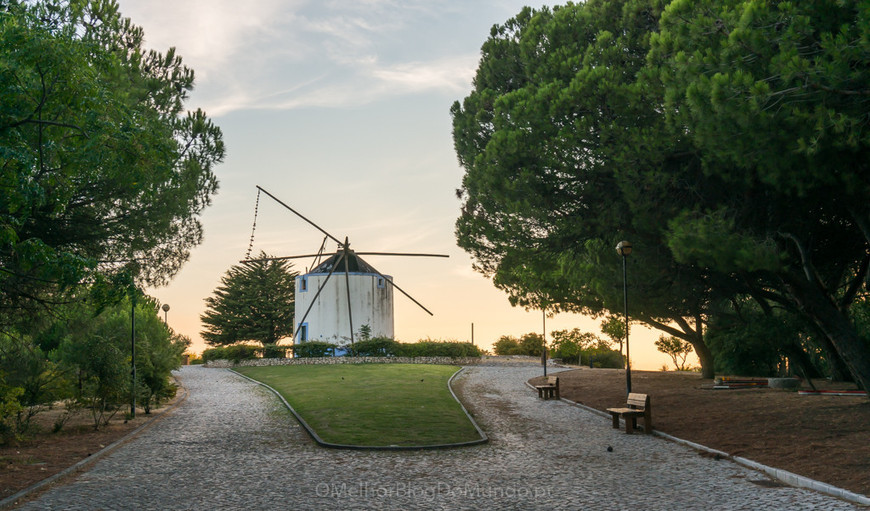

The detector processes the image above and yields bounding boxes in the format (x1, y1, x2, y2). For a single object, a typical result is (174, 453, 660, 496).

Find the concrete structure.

(295, 251, 393, 343)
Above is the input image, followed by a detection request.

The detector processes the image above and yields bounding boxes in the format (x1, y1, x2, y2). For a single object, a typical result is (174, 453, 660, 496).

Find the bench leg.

(625, 416, 636, 434)
(610, 414, 619, 429)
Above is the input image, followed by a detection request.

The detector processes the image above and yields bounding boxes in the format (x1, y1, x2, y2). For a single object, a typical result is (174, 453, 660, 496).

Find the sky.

(118, 0, 686, 370)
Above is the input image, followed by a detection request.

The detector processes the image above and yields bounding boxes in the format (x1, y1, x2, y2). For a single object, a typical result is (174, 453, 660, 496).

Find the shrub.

(584, 344, 624, 368)
(550, 329, 602, 364)
(518, 333, 546, 356)
(261, 344, 289, 359)
(399, 339, 482, 358)
(201, 346, 227, 362)
(223, 345, 260, 363)
(293, 341, 337, 358)
(202, 345, 259, 363)
(348, 337, 399, 357)
(492, 335, 520, 355)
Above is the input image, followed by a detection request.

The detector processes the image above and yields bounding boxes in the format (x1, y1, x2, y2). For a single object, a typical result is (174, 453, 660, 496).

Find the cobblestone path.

(16, 366, 861, 510)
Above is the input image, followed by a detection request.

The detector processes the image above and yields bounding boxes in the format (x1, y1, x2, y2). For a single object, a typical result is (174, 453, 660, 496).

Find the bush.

(549, 329, 601, 364)
(202, 345, 260, 363)
(398, 339, 482, 358)
(201, 346, 227, 362)
(261, 344, 289, 359)
(584, 344, 624, 368)
(293, 341, 337, 358)
(348, 337, 400, 357)
(492, 335, 520, 355)
(492, 333, 545, 356)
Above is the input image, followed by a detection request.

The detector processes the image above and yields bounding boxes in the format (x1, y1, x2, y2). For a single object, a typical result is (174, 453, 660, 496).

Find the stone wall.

(204, 355, 545, 368)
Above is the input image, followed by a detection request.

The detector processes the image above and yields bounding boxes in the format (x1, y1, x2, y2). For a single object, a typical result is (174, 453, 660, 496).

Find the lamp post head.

(616, 240, 632, 257)
(161, 304, 170, 312)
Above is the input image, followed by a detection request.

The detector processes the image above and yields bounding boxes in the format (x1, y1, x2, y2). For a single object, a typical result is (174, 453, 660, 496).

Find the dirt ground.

(0, 397, 179, 501)
(531, 367, 870, 497)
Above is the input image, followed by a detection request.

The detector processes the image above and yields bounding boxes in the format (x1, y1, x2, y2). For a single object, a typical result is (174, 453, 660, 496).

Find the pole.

(622, 253, 631, 396)
(542, 308, 547, 377)
(130, 295, 136, 419)
(471, 323, 474, 345)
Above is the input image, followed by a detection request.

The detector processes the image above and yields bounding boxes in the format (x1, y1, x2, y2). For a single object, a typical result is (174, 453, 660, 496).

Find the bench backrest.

(548, 376, 559, 386)
(626, 393, 649, 410)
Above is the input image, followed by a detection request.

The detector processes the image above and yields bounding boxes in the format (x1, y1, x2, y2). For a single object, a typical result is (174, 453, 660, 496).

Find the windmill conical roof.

(307, 251, 381, 275)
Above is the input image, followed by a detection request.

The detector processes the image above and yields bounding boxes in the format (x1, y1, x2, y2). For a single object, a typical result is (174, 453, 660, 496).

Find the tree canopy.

(200, 253, 297, 346)
(0, 0, 224, 322)
(452, 0, 870, 391)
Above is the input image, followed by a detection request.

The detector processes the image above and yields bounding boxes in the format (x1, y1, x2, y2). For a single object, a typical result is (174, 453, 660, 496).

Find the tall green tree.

(200, 252, 297, 347)
(651, 0, 870, 391)
(0, 0, 224, 323)
(451, 0, 720, 377)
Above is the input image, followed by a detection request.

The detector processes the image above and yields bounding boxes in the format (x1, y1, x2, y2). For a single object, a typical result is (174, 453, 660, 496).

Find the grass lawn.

(234, 364, 483, 447)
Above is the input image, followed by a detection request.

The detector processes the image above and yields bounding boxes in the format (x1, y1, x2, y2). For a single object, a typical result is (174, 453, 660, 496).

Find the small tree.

(550, 329, 601, 364)
(600, 316, 626, 358)
(493, 335, 520, 355)
(201, 252, 297, 347)
(655, 335, 694, 372)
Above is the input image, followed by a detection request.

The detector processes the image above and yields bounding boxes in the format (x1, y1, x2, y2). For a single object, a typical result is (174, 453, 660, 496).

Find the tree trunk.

(643, 315, 716, 379)
(784, 274, 870, 396)
(691, 335, 716, 379)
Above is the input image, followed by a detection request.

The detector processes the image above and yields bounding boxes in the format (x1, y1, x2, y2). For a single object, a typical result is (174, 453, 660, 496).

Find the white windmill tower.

(245, 186, 447, 349)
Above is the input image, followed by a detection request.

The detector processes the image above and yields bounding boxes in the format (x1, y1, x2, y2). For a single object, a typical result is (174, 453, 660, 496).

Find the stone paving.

(16, 365, 862, 510)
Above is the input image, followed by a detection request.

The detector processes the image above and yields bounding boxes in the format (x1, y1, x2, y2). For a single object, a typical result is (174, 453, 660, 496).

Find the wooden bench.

(535, 376, 560, 400)
(606, 393, 651, 434)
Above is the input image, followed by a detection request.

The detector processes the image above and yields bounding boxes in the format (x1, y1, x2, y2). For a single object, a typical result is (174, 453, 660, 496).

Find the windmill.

(244, 186, 448, 348)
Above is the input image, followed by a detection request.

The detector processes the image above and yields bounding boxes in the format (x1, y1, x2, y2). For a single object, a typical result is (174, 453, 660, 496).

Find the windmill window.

(299, 276, 308, 292)
(298, 323, 308, 342)
(377, 277, 386, 288)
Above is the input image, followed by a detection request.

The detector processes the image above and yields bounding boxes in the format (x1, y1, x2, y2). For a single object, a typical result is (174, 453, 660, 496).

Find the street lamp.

(162, 303, 170, 325)
(616, 240, 632, 396)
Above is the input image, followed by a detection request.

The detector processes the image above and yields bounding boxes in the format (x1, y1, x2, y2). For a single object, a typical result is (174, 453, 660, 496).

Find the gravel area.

(15, 365, 862, 510)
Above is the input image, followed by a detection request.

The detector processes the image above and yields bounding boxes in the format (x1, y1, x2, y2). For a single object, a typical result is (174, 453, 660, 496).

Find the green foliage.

(0, 373, 24, 444)
(600, 316, 626, 347)
(58, 330, 128, 429)
(451, 0, 718, 378)
(200, 252, 297, 346)
(398, 340, 482, 358)
(0, 334, 69, 433)
(705, 324, 781, 378)
(0, 0, 223, 324)
(201, 344, 261, 363)
(491, 333, 543, 356)
(655, 335, 694, 371)
(549, 329, 602, 364)
(261, 344, 288, 359)
(651, 0, 870, 390)
(585, 344, 624, 369)
(348, 337, 400, 357)
(492, 336, 520, 355)
(292, 341, 337, 359)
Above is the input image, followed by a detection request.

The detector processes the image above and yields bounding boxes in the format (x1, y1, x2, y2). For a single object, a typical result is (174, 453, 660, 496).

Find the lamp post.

(162, 303, 170, 325)
(616, 240, 632, 396)
(130, 293, 136, 419)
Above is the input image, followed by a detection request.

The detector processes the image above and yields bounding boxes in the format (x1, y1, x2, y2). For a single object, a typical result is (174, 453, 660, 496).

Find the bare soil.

(0, 398, 178, 501)
(532, 367, 870, 497)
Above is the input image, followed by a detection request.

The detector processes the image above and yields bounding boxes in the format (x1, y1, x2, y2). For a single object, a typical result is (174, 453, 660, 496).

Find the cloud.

(117, 0, 482, 116)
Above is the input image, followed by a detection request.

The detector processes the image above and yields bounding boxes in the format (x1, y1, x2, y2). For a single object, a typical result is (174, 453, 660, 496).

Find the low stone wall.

(204, 355, 546, 368)
(205, 356, 481, 368)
